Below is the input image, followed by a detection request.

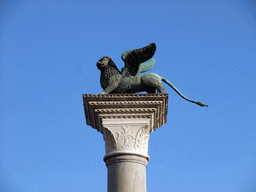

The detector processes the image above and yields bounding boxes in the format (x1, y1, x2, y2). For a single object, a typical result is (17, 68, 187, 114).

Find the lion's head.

(96, 56, 120, 72)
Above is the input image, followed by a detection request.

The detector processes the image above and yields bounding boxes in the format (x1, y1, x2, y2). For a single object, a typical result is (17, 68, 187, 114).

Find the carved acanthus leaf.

(135, 125, 150, 152)
(103, 127, 117, 153)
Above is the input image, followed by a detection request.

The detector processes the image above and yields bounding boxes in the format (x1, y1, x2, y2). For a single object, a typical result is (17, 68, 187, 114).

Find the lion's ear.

(104, 56, 111, 61)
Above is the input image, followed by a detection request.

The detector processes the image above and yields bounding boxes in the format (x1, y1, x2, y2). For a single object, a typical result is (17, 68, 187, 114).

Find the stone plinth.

(83, 94, 168, 192)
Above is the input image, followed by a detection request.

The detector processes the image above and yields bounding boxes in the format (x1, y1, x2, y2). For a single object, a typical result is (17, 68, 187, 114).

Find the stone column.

(83, 94, 168, 192)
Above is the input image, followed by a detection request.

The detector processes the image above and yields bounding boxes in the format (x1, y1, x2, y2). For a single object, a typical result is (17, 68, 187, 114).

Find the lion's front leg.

(100, 75, 122, 94)
(100, 83, 119, 94)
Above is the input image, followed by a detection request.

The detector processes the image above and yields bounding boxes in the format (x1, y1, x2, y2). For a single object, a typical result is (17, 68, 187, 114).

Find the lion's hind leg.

(141, 73, 166, 93)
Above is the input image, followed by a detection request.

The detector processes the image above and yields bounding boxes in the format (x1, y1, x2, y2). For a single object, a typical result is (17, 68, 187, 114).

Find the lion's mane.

(103, 56, 120, 73)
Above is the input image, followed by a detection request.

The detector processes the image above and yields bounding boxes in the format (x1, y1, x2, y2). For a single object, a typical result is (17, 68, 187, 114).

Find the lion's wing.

(121, 59, 155, 74)
(121, 43, 156, 76)
(139, 59, 155, 73)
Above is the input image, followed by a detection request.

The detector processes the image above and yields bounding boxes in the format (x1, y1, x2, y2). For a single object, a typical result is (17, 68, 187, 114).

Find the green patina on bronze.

(97, 43, 208, 107)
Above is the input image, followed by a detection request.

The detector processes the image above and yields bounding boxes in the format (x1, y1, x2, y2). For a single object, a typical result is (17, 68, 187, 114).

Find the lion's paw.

(100, 91, 107, 94)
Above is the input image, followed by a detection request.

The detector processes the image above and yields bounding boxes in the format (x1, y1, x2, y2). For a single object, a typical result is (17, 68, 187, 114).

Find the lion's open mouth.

(97, 62, 104, 68)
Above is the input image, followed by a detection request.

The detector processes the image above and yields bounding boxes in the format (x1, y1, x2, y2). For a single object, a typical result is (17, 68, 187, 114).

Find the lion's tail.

(161, 77, 208, 107)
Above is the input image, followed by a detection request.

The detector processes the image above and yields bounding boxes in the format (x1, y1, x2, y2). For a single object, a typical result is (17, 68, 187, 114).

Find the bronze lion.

(97, 43, 208, 107)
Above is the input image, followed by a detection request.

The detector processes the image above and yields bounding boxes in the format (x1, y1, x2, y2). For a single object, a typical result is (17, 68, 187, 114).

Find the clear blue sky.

(1, 0, 255, 191)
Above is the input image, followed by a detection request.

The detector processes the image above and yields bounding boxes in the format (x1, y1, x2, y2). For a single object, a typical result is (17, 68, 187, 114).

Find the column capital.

(83, 94, 168, 160)
(83, 94, 168, 134)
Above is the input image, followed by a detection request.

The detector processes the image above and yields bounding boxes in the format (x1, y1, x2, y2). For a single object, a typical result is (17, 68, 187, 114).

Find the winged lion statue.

(96, 43, 208, 107)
